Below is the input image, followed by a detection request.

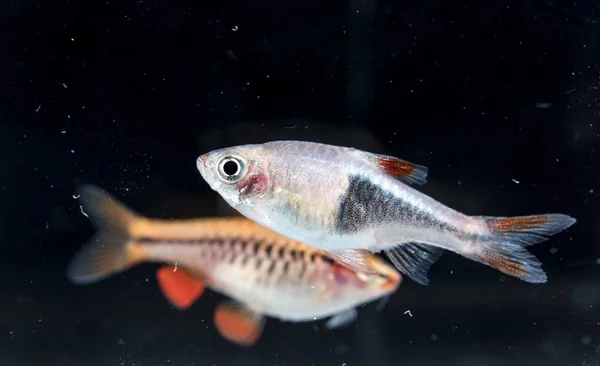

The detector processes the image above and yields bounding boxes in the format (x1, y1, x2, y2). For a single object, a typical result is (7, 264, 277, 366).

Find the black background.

(1, 0, 599, 365)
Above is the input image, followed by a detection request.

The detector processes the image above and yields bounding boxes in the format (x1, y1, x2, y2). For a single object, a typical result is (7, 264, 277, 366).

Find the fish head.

(327, 254, 402, 303)
(197, 144, 270, 209)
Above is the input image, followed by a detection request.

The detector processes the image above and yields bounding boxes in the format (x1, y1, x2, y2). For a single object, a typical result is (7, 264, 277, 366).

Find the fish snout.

(196, 155, 208, 176)
(381, 271, 402, 292)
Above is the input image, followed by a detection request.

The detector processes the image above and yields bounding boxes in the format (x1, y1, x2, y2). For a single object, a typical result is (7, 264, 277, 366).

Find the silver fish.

(196, 140, 576, 285)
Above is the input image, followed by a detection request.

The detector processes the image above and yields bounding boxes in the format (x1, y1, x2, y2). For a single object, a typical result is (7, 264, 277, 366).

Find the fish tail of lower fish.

(66, 184, 146, 285)
(462, 213, 576, 283)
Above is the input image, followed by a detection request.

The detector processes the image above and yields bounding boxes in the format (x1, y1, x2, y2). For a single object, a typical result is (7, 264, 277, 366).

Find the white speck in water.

(70, 149, 75, 153)
(582, 335, 592, 345)
(79, 205, 89, 217)
(61, 130, 66, 134)
(73, 194, 80, 199)
(512, 179, 520, 184)
(430, 334, 438, 340)
(35, 104, 41, 112)
(404, 310, 413, 317)
(62, 83, 68, 88)
(536, 102, 552, 108)
(232, 25, 238, 31)
(550, 247, 558, 254)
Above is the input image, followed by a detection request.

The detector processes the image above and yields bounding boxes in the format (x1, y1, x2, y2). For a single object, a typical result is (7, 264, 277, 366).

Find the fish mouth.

(196, 155, 207, 177)
(381, 271, 402, 291)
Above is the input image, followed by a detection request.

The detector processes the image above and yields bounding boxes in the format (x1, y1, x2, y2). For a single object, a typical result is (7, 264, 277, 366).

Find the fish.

(66, 184, 401, 347)
(196, 140, 577, 285)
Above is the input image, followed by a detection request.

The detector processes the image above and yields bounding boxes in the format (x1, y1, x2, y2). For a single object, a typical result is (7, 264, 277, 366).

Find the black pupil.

(223, 160, 239, 176)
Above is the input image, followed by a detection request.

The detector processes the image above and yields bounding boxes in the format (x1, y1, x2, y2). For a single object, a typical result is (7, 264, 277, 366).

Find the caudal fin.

(66, 185, 144, 284)
(467, 213, 576, 283)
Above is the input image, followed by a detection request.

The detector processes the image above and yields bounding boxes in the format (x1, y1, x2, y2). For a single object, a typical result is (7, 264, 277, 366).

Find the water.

(1, 0, 598, 364)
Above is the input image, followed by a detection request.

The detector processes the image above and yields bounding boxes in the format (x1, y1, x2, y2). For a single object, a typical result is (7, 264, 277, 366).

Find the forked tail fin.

(66, 185, 144, 284)
(466, 213, 576, 283)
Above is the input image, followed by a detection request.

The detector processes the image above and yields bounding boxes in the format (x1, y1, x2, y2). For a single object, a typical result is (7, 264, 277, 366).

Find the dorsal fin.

(362, 152, 428, 185)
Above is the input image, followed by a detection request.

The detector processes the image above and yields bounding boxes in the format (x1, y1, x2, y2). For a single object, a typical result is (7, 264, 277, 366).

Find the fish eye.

(217, 155, 246, 183)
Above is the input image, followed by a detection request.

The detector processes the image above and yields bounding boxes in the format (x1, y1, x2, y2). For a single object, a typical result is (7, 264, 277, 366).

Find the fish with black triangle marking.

(67, 184, 401, 346)
(196, 140, 577, 285)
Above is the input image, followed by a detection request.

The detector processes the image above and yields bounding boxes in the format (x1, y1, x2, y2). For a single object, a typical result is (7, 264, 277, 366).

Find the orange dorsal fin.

(361, 151, 428, 185)
(213, 302, 265, 347)
(156, 265, 205, 310)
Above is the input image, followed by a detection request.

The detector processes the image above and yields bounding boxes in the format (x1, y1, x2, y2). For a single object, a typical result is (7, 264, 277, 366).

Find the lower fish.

(67, 184, 401, 347)
(196, 140, 577, 285)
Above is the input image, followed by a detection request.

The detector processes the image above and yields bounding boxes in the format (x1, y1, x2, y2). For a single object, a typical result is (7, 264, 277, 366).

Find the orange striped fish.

(67, 185, 401, 346)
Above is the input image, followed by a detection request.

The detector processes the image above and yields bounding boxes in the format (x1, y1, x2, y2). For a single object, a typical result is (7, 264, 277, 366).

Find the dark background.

(1, 0, 599, 365)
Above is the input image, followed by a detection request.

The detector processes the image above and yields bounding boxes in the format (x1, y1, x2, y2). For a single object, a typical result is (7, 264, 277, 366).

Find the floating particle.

(536, 102, 552, 109)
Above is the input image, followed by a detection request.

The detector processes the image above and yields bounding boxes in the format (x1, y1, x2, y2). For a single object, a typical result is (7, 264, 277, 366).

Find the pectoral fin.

(213, 301, 265, 347)
(325, 308, 358, 329)
(328, 249, 377, 274)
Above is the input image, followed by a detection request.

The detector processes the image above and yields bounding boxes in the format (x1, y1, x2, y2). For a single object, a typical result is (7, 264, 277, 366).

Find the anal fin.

(213, 301, 265, 347)
(325, 308, 358, 329)
(384, 243, 444, 285)
(328, 249, 377, 274)
(156, 265, 205, 310)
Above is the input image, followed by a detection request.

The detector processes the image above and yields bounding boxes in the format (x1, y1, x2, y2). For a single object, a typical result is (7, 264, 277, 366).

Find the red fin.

(375, 156, 428, 185)
(213, 302, 264, 347)
(156, 265, 205, 310)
